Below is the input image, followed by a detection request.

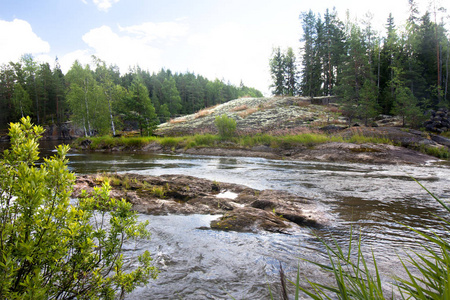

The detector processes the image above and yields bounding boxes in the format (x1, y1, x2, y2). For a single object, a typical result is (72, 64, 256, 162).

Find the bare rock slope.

(155, 96, 341, 136)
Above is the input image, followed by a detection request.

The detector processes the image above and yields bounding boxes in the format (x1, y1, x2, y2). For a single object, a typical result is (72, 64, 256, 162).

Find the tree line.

(0, 55, 262, 135)
(270, 1, 450, 126)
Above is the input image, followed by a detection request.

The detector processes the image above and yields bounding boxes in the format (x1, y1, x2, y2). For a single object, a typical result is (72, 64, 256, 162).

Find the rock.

(154, 96, 348, 136)
(320, 125, 345, 133)
(430, 135, 450, 148)
(80, 139, 92, 148)
(74, 173, 325, 234)
(210, 207, 296, 234)
(424, 108, 450, 133)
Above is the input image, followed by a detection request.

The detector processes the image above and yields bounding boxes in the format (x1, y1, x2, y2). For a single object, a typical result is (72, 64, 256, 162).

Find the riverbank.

(71, 126, 449, 164)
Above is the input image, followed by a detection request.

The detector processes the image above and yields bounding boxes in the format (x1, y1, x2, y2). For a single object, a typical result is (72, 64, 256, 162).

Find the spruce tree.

(269, 47, 285, 95)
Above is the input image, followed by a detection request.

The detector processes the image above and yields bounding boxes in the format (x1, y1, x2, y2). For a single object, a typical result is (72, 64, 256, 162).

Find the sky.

(1, 0, 449, 95)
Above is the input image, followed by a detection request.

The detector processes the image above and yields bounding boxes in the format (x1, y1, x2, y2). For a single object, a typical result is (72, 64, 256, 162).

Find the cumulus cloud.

(57, 20, 190, 73)
(59, 24, 170, 73)
(0, 19, 50, 64)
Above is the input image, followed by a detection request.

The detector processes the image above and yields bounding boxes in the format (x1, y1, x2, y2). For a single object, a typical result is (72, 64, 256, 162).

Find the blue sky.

(1, 0, 448, 95)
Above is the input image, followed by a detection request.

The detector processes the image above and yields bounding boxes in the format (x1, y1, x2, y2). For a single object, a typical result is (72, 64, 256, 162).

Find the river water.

(33, 143, 450, 298)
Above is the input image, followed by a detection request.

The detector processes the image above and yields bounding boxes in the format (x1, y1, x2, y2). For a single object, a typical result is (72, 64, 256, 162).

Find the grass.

(75, 133, 395, 151)
(419, 144, 450, 159)
(74, 131, 449, 159)
(284, 179, 450, 299)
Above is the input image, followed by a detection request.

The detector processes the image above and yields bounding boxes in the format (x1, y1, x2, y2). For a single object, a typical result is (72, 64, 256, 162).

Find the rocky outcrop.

(41, 122, 85, 140)
(73, 173, 325, 234)
(155, 96, 344, 136)
(424, 108, 450, 133)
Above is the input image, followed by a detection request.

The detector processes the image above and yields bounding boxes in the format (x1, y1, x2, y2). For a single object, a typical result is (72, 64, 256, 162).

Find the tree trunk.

(105, 89, 116, 136)
(33, 76, 39, 124)
(84, 78, 92, 136)
(445, 41, 449, 100)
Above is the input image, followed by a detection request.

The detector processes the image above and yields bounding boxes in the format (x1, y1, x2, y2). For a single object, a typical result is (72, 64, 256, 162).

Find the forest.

(0, 55, 262, 135)
(270, 1, 450, 127)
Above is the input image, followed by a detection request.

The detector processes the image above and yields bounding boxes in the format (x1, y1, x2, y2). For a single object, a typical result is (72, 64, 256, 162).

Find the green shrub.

(215, 114, 237, 139)
(420, 144, 450, 159)
(0, 117, 158, 299)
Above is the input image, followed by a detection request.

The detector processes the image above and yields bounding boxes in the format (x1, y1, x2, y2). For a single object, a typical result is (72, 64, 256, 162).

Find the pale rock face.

(155, 96, 343, 136)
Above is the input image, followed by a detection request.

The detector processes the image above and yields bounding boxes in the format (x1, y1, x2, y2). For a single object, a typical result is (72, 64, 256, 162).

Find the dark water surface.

(9, 141, 450, 298)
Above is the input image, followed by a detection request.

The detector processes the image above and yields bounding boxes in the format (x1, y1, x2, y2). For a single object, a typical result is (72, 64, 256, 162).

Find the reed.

(287, 179, 450, 299)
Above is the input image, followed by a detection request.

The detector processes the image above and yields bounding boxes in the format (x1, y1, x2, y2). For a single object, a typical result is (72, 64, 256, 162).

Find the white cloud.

(119, 21, 189, 43)
(81, 0, 120, 12)
(83, 25, 162, 70)
(0, 19, 50, 64)
(57, 20, 190, 74)
(59, 49, 92, 73)
(93, 0, 120, 12)
(58, 24, 167, 73)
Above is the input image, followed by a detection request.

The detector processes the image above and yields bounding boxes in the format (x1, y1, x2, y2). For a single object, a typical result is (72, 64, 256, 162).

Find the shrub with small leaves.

(0, 117, 158, 299)
(215, 114, 237, 139)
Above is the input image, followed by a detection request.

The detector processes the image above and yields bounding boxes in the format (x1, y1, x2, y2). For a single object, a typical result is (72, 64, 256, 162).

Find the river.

(36, 142, 450, 298)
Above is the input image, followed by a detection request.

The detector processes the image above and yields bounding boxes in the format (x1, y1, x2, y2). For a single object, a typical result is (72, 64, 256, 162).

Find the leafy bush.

(0, 117, 158, 299)
(215, 114, 237, 139)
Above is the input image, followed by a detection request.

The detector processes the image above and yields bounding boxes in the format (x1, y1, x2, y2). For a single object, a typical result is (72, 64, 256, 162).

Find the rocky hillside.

(155, 96, 350, 136)
(154, 96, 450, 158)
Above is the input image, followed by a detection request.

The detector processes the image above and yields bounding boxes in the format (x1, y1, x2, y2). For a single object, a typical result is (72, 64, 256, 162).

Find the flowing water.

(29, 142, 450, 298)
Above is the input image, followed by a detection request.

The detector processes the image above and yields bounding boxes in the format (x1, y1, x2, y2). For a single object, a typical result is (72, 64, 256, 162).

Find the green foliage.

(74, 132, 398, 153)
(419, 144, 450, 159)
(123, 76, 157, 136)
(391, 86, 423, 127)
(158, 136, 184, 149)
(215, 114, 237, 139)
(269, 47, 298, 96)
(11, 83, 32, 119)
(191, 134, 218, 147)
(0, 117, 158, 299)
(292, 7, 450, 119)
(161, 77, 182, 116)
(269, 47, 286, 96)
(159, 103, 171, 122)
(1, 57, 262, 130)
(151, 186, 166, 198)
(292, 231, 386, 299)
(76, 135, 155, 150)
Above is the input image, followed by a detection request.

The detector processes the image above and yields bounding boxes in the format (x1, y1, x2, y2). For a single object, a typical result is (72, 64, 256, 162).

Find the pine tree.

(300, 10, 317, 96)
